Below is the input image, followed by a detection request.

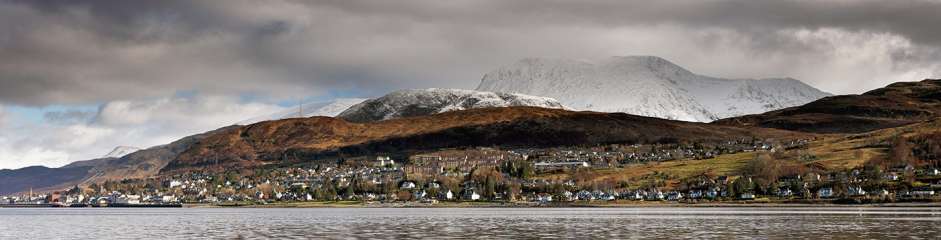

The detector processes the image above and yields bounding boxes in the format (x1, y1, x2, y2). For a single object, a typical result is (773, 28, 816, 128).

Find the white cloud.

(0, 105, 6, 128)
(775, 28, 941, 93)
(0, 95, 285, 170)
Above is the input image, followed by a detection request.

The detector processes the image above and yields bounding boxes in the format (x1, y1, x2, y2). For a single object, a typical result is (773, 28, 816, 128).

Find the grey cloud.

(1, 0, 940, 106)
(43, 110, 95, 124)
(317, 0, 941, 44)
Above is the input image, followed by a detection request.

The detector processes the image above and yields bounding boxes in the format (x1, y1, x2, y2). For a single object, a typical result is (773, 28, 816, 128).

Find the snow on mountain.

(336, 88, 567, 122)
(102, 146, 141, 159)
(237, 98, 367, 125)
(477, 56, 831, 122)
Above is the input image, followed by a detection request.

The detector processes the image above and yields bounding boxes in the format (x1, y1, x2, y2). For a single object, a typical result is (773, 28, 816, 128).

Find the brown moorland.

(163, 107, 806, 174)
(715, 79, 941, 133)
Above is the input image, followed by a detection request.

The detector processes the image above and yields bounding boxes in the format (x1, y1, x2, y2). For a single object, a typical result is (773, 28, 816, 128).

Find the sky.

(1, 0, 940, 169)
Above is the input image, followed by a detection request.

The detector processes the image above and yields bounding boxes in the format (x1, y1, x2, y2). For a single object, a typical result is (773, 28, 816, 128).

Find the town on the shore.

(3, 137, 940, 207)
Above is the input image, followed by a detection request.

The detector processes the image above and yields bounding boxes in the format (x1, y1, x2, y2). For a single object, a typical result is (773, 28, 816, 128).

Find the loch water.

(1, 207, 939, 239)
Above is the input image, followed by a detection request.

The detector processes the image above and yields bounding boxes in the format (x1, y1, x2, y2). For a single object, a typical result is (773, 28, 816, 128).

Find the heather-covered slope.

(716, 79, 941, 133)
(164, 107, 802, 174)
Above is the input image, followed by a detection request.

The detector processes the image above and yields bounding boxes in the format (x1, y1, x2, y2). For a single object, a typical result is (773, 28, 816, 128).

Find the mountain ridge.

(715, 79, 941, 133)
(477, 56, 831, 122)
(336, 88, 567, 123)
(236, 98, 368, 125)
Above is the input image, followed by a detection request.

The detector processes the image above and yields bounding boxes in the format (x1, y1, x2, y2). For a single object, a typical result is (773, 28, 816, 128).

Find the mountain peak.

(477, 56, 830, 122)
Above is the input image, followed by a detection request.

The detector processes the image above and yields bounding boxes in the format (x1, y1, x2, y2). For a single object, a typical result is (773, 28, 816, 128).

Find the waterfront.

(1, 207, 940, 239)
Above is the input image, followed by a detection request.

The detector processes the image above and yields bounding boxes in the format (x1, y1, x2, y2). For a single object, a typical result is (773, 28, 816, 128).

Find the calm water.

(1, 207, 940, 239)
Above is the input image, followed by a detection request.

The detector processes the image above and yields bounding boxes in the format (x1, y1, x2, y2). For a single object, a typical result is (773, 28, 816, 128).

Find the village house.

(561, 191, 576, 202)
(400, 181, 417, 190)
(688, 190, 702, 199)
(667, 191, 684, 201)
(439, 190, 454, 200)
(463, 191, 480, 201)
(848, 186, 867, 196)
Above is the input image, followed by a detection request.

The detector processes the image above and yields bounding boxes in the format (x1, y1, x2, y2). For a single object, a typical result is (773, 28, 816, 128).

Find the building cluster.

(5, 138, 939, 206)
(521, 167, 941, 204)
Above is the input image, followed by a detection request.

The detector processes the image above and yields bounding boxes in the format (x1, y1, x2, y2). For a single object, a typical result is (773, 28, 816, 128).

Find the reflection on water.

(1, 207, 939, 239)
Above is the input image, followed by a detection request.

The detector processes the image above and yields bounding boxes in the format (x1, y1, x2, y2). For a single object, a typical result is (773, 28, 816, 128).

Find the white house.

(439, 190, 454, 200)
(414, 190, 427, 200)
(632, 190, 647, 200)
(646, 190, 664, 200)
(848, 186, 866, 196)
(536, 194, 553, 203)
(376, 156, 395, 167)
(464, 191, 480, 201)
(562, 191, 575, 202)
(667, 192, 684, 201)
(400, 181, 417, 189)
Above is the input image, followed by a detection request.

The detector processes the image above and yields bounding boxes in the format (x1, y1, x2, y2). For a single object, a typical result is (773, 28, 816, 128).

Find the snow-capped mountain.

(237, 98, 367, 125)
(336, 88, 567, 122)
(102, 146, 141, 159)
(477, 56, 831, 122)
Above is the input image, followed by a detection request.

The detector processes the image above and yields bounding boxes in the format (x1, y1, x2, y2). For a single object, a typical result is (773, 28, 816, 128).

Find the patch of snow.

(102, 146, 141, 159)
(336, 88, 567, 122)
(237, 98, 367, 125)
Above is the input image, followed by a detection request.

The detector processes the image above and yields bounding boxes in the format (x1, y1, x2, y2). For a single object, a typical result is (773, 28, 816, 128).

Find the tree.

(344, 185, 355, 199)
(729, 176, 755, 197)
(501, 160, 534, 179)
(891, 137, 916, 168)
(742, 153, 782, 189)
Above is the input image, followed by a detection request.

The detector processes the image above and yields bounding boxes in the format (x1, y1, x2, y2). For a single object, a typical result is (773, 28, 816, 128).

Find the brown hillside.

(163, 107, 804, 173)
(715, 79, 941, 133)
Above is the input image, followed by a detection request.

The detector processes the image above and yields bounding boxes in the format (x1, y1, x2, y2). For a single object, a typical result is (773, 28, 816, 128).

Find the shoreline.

(182, 200, 941, 209)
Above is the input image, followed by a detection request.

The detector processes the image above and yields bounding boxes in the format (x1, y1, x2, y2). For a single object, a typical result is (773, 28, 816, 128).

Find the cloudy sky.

(1, 0, 940, 169)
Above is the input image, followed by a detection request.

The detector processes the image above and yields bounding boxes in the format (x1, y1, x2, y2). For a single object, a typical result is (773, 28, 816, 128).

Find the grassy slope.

(807, 119, 941, 169)
(536, 152, 756, 188)
(536, 118, 941, 189)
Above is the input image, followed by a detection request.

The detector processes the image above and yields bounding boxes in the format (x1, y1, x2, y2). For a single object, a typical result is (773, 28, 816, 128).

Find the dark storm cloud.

(316, 0, 941, 44)
(1, 0, 940, 106)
